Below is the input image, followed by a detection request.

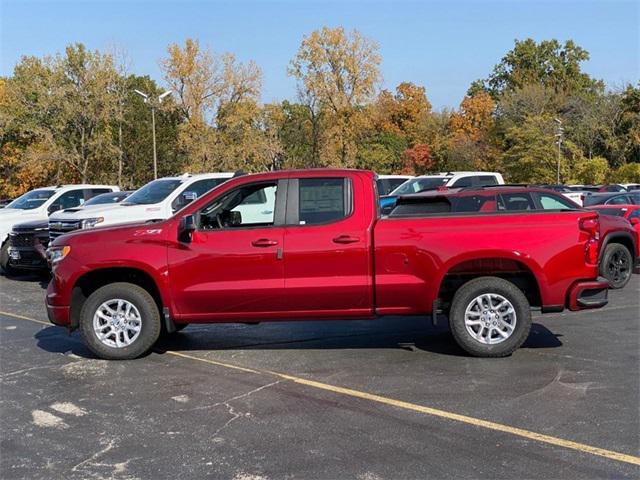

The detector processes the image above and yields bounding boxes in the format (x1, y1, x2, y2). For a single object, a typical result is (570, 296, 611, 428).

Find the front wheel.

(448, 276, 532, 357)
(600, 243, 632, 289)
(79, 282, 161, 360)
(0, 241, 16, 276)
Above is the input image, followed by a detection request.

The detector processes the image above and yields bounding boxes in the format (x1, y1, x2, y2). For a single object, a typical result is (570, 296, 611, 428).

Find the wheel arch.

(70, 267, 164, 329)
(600, 233, 636, 262)
(435, 256, 543, 311)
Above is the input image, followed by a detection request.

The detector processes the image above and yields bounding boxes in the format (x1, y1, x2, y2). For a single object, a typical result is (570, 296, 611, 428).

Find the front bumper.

(46, 280, 71, 326)
(7, 246, 48, 270)
(567, 277, 609, 311)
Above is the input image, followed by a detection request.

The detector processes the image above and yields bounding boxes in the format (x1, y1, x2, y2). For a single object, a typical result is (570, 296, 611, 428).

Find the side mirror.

(178, 215, 196, 242)
(630, 217, 639, 226)
(48, 203, 61, 215)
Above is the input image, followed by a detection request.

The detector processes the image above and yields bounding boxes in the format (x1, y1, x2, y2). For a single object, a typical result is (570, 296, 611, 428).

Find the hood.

(51, 218, 170, 247)
(12, 219, 49, 232)
(49, 203, 128, 220)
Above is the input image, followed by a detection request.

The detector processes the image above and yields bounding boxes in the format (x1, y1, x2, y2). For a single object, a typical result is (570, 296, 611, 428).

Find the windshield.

(123, 180, 182, 205)
(6, 189, 56, 210)
(84, 192, 128, 206)
(390, 177, 448, 195)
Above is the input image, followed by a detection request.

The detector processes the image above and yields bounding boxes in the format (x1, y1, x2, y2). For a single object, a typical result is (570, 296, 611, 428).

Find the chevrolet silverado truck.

(45, 169, 609, 360)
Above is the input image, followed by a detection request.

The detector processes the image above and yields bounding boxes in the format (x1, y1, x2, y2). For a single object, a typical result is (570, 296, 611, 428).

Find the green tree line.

(1, 29, 639, 198)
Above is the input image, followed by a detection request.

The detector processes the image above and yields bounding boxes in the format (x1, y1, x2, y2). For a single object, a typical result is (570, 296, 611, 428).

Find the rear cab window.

(298, 178, 350, 225)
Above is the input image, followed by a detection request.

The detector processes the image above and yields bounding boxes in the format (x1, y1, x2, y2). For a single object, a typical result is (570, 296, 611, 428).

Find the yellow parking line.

(0, 310, 50, 326)
(2, 309, 639, 467)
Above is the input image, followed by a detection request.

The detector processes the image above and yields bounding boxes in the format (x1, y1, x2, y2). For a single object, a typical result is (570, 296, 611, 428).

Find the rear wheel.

(448, 276, 531, 357)
(79, 282, 161, 360)
(600, 243, 632, 289)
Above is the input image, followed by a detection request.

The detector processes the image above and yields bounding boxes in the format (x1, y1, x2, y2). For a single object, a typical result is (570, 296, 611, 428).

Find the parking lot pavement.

(1, 273, 638, 479)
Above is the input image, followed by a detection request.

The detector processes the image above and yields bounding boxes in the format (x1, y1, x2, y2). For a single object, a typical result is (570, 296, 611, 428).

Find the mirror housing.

(178, 215, 196, 242)
(182, 191, 198, 202)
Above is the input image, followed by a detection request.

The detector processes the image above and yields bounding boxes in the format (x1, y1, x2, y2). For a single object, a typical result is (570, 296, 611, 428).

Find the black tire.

(448, 276, 532, 358)
(599, 243, 632, 289)
(79, 282, 161, 360)
(0, 241, 16, 276)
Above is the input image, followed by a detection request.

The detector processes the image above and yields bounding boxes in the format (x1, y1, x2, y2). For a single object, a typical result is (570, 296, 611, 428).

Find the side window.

(537, 193, 576, 210)
(172, 178, 226, 212)
(199, 182, 278, 230)
(298, 178, 349, 225)
(453, 194, 497, 213)
(56, 189, 86, 209)
(85, 188, 112, 201)
(497, 193, 535, 211)
(606, 195, 630, 205)
(475, 175, 499, 186)
(451, 176, 473, 188)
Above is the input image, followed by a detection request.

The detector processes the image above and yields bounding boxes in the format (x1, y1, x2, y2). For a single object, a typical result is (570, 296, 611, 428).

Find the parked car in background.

(583, 191, 640, 207)
(375, 175, 413, 196)
(45, 169, 608, 360)
(620, 183, 640, 191)
(4, 191, 133, 275)
(586, 204, 640, 289)
(537, 184, 588, 206)
(0, 184, 119, 273)
(380, 171, 505, 213)
(0, 199, 12, 209)
(48, 173, 234, 240)
(598, 184, 628, 192)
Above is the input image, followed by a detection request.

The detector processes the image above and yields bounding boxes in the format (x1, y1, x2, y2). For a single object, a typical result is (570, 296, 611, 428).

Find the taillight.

(580, 216, 600, 265)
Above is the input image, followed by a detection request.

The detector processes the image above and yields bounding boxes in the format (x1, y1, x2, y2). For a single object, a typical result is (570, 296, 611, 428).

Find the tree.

(477, 39, 603, 98)
(571, 157, 610, 184)
(289, 26, 381, 166)
(610, 162, 640, 182)
(402, 143, 433, 174)
(502, 114, 585, 183)
(160, 38, 262, 169)
(374, 82, 432, 143)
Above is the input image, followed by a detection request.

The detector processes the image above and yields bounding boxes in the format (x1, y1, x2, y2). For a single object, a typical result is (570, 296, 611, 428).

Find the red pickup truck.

(46, 169, 609, 360)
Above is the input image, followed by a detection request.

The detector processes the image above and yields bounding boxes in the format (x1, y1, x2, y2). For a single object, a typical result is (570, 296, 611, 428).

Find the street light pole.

(133, 89, 172, 180)
(554, 118, 564, 184)
(151, 106, 157, 179)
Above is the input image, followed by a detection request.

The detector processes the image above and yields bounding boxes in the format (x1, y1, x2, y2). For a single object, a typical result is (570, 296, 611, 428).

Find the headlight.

(47, 246, 71, 264)
(81, 217, 104, 229)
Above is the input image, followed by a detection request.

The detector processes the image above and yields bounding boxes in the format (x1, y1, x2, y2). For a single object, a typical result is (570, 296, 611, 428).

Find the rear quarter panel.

(373, 211, 597, 314)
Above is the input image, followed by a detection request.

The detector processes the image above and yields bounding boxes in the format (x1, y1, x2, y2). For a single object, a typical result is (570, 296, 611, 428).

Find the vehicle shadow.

(2, 270, 50, 289)
(34, 317, 562, 360)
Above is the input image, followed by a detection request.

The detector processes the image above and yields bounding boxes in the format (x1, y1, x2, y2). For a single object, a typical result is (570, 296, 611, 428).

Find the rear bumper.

(567, 277, 609, 311)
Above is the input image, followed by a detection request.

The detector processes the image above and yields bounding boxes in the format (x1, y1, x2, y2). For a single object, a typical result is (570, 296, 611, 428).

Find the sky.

(1, 0, 638, 109)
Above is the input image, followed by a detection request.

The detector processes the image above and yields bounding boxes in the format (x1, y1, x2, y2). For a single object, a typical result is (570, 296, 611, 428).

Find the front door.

(282, 175, 373, 317)
(168, 179, 287, 321)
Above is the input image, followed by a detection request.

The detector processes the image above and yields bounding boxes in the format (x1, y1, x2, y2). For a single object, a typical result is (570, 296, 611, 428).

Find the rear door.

(282, 175, 373, 316)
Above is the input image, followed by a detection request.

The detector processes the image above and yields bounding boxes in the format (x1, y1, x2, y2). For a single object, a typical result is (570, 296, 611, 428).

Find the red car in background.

(587, 205, 640, 289)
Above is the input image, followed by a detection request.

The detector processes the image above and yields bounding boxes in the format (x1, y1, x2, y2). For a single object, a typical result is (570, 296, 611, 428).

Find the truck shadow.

(34, 318, 562, 359)
(2, 271, 50, 289)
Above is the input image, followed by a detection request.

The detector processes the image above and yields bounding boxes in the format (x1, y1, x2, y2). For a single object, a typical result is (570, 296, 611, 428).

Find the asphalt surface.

(0, 272, 638, 479)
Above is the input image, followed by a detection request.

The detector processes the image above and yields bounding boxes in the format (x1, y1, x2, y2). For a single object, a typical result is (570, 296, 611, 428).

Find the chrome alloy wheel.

(93, 299, 142, 348)
(464, 293, 517, 345)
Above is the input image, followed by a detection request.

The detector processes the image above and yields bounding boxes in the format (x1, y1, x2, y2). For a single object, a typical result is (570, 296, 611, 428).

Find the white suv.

(0, 184, 119, 269)
(48, 173, 234, 240)
(389, 171, 505, 196)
